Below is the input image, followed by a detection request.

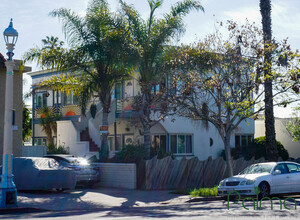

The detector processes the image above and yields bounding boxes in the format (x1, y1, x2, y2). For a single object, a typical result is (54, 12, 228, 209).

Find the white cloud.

(223, 7, 261, 24)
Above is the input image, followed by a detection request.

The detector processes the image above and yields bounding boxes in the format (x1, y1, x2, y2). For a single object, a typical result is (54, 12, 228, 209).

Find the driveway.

(1, 189, 300, 219)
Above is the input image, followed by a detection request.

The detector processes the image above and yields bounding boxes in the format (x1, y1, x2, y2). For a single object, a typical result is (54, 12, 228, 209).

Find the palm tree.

(260, 0, 278, 161)
(40, 107, 61, 146)
(120, 0, 204, 157)
(23, 36, 65, 70)
(24, 0, 135, 161)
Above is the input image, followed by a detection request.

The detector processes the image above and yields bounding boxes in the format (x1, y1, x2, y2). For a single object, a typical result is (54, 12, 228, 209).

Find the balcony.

(33, 104, 83, 119)
(116, 98, 135, 118)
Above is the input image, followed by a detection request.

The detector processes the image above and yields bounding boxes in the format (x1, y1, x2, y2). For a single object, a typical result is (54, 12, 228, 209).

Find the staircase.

(80, 128, 99, 152)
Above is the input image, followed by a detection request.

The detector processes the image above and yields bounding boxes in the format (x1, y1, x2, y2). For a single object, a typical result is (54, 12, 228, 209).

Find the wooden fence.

(144, 156, 266, 190)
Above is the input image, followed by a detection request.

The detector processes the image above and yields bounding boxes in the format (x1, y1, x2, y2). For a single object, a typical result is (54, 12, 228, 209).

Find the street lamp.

(0, 18, 18, 208)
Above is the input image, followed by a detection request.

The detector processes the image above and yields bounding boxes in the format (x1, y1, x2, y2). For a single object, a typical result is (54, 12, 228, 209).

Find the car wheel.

(86, 181, 96, 188)
(259, 182, 270, 198)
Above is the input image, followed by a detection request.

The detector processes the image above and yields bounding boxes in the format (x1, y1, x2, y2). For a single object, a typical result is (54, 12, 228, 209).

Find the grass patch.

(190, 186, 218, 197)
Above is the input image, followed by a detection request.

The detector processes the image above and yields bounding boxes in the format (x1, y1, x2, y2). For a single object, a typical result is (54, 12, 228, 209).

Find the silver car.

(44, 155, 100, 187)
(218, 162, 300, 198)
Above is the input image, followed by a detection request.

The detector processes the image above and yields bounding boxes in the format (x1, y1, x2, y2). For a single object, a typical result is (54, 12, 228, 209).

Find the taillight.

(68, 166, 81, 171)
(93, 167, 100, 171)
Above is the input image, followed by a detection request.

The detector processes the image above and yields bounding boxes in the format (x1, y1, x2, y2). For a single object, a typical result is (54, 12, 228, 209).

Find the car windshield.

(64, 156, 89, 165)
(239, 164, 274, 174)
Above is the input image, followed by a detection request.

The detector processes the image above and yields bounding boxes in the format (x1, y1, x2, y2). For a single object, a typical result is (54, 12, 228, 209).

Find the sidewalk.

(16, 188, 188, 211)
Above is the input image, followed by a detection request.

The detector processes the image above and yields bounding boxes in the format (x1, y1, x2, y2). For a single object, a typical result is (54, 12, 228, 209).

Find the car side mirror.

(272, 170, 281, 175)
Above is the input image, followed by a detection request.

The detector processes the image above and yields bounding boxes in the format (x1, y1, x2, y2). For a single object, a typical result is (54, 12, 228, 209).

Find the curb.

(0, 207, 49, 215)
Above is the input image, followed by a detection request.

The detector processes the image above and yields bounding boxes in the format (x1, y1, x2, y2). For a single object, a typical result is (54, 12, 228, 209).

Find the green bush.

(250, 136, 289, 161)
(113, 144, 148, 163)
(111, 144, 174, 163)
(190, 186, 218, 197)
(47, 144, 68, 154)
(220, 147, 253, 161)
(220, 136, 289, 161)
(150, 146, 174, 159)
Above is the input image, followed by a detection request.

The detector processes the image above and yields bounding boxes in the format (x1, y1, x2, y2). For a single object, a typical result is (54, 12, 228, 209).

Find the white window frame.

(169, 134, 193, 156)
(235, 134, 254, 148)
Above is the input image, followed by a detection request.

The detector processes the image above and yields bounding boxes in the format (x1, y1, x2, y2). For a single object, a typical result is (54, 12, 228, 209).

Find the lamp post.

(0, 18, 18, 208)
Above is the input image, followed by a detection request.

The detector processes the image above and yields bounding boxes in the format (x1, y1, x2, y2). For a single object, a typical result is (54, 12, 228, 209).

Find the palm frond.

(38, 74, 85, 95)
(50, 8, 88, 47)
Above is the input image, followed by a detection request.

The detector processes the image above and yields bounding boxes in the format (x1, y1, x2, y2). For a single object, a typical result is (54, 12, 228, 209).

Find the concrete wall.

(255, 118, 300, 158)
(0, 59, 31, 164)
(57, 120, 79, 148)
(57, 120, 90, 157)
(22, 146, 47, 157)
(93, 163, 136, 189)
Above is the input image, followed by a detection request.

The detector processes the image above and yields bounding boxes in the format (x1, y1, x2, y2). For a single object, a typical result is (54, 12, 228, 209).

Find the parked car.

(218, 161, 300, 198)
(0, 157, 76, 191)
(44, 155, 100, 186)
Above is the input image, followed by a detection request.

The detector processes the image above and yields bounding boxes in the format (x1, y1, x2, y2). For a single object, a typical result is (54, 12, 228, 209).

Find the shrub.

(113, 144, 148, 163)
(111, 144, 174, 163)
(250, 136, 289, 161)
(190, 186, 218, 197)
(47, 144, 68, 154)
(150, 146, 174, 159)
(220, 136, 289, 161)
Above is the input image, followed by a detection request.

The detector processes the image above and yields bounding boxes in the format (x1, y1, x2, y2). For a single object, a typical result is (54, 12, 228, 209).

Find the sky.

(0, 0, 299, 117)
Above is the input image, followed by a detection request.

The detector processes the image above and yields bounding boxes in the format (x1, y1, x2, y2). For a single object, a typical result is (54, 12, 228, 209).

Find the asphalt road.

(1, 188, 300, 219)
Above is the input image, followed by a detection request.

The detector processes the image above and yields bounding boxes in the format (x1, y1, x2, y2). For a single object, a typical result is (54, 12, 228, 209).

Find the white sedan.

(218, 162, 300, 198)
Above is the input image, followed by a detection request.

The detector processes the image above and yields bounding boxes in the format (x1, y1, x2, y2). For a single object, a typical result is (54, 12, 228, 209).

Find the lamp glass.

(3, 19, 18, 45)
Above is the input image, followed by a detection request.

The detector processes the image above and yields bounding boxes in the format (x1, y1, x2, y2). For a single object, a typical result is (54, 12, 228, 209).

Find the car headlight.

(240, 180, 246, 185)
(240, 179, 256, 185)
(246, 179, 256, 185)
(219, 180, 225, 186)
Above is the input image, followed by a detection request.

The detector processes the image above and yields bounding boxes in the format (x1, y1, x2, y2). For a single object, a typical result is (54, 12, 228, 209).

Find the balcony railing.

(34, 104, 82, 119)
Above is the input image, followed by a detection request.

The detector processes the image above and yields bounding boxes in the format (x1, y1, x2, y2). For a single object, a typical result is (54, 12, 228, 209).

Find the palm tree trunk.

(260, 0, 278, 161)
(46, 130, 53, 146)
(141, 91, 152, 159)
(100, 109, 109, 161)
(144, 125, 151, 159)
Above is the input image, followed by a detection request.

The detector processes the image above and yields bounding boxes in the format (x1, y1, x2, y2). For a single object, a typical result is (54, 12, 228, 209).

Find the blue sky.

(0, 0, 299, 117)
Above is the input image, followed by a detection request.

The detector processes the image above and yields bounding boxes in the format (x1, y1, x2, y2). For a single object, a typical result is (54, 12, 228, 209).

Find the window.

(209, 138, 214, 147)
(235, 134, 253, 148)
(34, 138, 47, 146)
(124, 134, 134, 146)
(274, 164, 289, 174)
(54, 91, 62, 105)
(170, 134, 193, 155)
(62, 92, 78, 105)
(108, 135, 122, 151)
(35, 93, 47, 107)
(151, 135, 167, 153)
(286, 163, 300, 173)
(115, 85, 122, 99)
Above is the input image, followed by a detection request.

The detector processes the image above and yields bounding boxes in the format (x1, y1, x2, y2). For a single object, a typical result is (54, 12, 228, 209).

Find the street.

(0, 188, 299, 219)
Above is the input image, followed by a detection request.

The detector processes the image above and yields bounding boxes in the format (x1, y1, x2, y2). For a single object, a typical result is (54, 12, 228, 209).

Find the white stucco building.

(28, 69, 254, 160)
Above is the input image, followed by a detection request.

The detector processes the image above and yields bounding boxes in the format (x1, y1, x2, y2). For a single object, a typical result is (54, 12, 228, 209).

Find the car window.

(286, 163, 300, 173)
(239, 164, 274, 174)
(274, 164, 289, 174)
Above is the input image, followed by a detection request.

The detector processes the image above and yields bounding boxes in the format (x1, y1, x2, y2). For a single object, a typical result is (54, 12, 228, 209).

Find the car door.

(271, 163, 292, 194)
(286, 163, 300, 193)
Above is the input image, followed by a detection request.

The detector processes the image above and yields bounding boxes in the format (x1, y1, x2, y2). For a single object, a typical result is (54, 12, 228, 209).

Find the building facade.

(29, 69, 255, 160)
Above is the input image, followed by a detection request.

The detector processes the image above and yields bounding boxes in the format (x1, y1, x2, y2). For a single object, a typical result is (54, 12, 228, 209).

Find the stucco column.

(0, 60, 15, 188)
